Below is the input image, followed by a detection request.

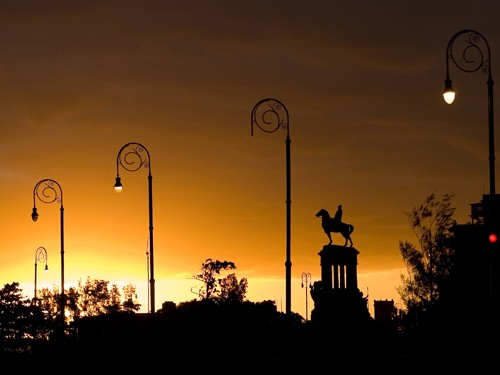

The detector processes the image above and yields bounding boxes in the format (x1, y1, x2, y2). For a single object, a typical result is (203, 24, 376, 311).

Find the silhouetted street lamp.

(444, 29, 497, 304)
(34, 246, 49, 304)
(444, 29, 495, 195)
(32, 179, 65, 324)
(301, 272, 312, 321)
(115, 142, 155, 315)
(251, 98, 292, 316)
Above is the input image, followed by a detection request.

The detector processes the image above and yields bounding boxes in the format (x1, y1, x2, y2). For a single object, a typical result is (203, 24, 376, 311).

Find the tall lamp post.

(32, 179, 64, 324)
(34, 246, 49, 304)
(251, 98, 292, 316)
(443, 29, 495, 195)
(115, 142, 155, 315)
(444, 29, 496, 304)
(301, 272, 312, 322)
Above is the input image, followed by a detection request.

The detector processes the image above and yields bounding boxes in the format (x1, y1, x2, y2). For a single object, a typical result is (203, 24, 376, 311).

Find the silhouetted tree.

(192, 258, 237, 300)
(0, 277, 142, 363)
(397, 192, 456, 328)
(35, 278, 140, 321)
(65, 285, 81, 322)
(78, 277, 121, 316)
(37, 287, 59, 321)
(122, 283, 141, 312)
(219, 273, 248, 302)
(0, 282, 50, 353)
(103, 284, 121, 314)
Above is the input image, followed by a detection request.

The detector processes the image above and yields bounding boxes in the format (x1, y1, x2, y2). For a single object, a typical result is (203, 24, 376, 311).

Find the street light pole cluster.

(251, 98, 292, 316)
(115, 142, 155, 315)
(32, 179, 64, 324)
(30, 144, 157, 323)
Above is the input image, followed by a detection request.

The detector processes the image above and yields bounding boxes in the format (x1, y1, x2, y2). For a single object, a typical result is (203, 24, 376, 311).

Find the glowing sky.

(1, 1, 500, 318)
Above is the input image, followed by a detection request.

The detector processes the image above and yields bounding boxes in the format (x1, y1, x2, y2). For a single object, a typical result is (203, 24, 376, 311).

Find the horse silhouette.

(315, 208, 354, 247)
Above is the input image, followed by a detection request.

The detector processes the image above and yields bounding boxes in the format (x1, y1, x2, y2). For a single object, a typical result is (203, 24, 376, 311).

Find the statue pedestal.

(310, 245, 372, 325)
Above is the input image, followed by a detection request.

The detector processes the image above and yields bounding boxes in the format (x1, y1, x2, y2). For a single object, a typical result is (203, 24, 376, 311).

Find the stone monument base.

(310, 244, 372, 326)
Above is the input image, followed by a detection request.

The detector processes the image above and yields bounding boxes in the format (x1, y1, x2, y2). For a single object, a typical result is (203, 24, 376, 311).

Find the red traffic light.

(489, 233, 498, 244)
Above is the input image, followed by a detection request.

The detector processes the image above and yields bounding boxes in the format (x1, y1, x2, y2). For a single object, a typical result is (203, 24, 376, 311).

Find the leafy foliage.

(192, 258, 248, 301)
(122, 283, 141, 312)
(397, 192, 456, 321)
(0, 282, 50, 354)
(219, 273, 248, 302)
(0, 278, 141, 354)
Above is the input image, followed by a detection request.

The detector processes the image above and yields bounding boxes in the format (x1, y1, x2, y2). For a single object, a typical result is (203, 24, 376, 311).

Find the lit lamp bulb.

(114, 176, 123, 193)
(443, 78, 455, 104)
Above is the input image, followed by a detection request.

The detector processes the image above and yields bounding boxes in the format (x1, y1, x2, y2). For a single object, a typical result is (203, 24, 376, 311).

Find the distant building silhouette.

(373, 299, 395, 322)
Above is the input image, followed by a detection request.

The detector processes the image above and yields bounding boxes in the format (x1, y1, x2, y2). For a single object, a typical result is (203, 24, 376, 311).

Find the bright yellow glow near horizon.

(15, 269, 404, 319)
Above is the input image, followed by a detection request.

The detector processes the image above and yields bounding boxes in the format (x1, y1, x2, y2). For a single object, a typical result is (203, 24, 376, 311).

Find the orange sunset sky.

(1, 1, 500, 319)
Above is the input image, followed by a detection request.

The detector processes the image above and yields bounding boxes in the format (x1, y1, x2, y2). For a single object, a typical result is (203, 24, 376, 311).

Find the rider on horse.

(316, 206, 354, 247)
(332, 204, 342, 230)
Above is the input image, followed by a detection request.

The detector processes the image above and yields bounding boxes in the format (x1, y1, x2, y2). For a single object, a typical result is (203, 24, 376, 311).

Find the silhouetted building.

(448, 193, 500, 317)
(374, 299, 395, 322)
(161, 300, 176, 314)
(310, 244, 372, 325)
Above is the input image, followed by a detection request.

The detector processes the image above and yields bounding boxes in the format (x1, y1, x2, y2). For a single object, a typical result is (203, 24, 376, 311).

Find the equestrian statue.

(315, 205, 354, 247)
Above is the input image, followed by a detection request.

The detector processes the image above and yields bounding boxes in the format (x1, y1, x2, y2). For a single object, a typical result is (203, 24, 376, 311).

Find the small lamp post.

(301, 272, 312, 321)
(34, 246, 49, 304)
